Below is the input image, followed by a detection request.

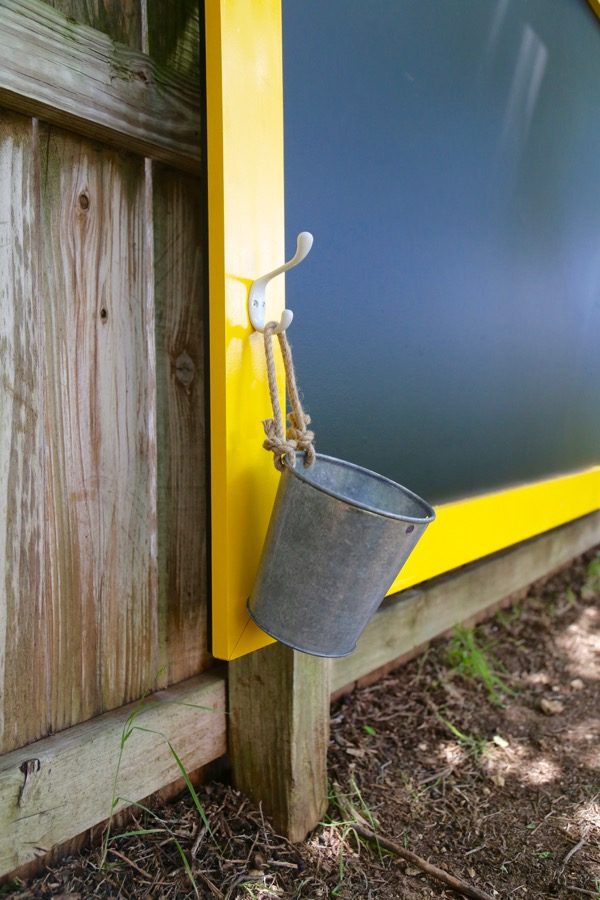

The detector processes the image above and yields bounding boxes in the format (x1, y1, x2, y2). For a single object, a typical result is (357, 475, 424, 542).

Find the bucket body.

(248, 453, 435, 657)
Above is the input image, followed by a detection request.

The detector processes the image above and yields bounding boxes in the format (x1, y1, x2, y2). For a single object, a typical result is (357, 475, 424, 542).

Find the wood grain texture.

(332, 511, 600, 695)
(229, 643, 331, 842)
(153, 165, 210, 683)
(0, 669, 226, 876)
(0, 111, 47, 754)
(45, 0, 141, 47)
(147, 0, 201, 79)
(0, 0, 209, 757)
(38, 123, 158, 733)
(0, 0, 201, 173)
(8, 756, 227, 885)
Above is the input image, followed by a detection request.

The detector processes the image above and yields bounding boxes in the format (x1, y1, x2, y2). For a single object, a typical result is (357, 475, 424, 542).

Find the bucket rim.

(286, 453, 436, 524)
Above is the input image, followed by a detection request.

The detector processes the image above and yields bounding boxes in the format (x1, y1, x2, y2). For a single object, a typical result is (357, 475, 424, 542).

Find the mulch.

(5, 548, 600, 899)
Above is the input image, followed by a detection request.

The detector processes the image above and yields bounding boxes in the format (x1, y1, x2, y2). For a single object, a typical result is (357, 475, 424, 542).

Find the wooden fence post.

(228, 642, 331, 842)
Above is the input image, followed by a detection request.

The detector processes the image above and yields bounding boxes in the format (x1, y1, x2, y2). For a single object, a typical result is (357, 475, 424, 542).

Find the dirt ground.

(6, 548, 600, 899)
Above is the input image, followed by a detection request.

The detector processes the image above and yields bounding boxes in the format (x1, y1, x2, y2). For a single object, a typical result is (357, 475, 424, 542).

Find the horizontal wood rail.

(0, 670, 225, 875)
(2, 513, 598, 877)
(332, 511, 600, 695)
(0, 0, 201, 172)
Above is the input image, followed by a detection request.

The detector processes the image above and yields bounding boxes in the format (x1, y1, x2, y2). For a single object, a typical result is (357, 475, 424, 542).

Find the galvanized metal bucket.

(248, 453, 435, 657)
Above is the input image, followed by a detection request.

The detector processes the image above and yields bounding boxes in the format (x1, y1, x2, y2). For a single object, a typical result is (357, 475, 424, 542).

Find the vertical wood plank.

(44, 0, 141, 48)
(229, 644, 331, 842)
(153, 167, 209, 683)
(147, 0, 200, 79)
(39, 124, 158, 729)
(0, 0, 209, 759)
(147, 0, 208, 681)
(0, 111, 47, 754)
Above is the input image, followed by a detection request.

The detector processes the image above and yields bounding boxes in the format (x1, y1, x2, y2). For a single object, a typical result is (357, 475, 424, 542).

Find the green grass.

(582, 554, 600, 600)
(445, 625, 514, 706)
(495, 603, 522, 628)
(0, 881, 23, 896)
(439, 716, 489, 757)
(100, 692, 216, 897)
(324, 778, 383, 896)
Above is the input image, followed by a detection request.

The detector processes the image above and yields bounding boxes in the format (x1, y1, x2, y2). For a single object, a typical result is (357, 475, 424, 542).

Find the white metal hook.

(248, 231, 313, 333)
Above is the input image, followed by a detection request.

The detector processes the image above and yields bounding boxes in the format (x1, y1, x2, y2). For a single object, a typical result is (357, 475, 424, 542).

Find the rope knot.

(262, 322, 316, 471)
(287, 411, 316, 466)
(262, 417, 297, 472)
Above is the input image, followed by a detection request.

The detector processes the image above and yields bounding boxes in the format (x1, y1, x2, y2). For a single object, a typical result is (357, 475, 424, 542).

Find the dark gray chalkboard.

(282, 0, 600, 504)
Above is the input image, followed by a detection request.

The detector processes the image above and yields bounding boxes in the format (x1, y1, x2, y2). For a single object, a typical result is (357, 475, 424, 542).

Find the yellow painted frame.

(205, 1, 600, 661)
(205, 0, 286, 660)
(391, 467, 600, 595)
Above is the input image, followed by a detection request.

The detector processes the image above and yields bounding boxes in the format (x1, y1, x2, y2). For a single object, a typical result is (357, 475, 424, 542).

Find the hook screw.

(248, 232, 313, 333)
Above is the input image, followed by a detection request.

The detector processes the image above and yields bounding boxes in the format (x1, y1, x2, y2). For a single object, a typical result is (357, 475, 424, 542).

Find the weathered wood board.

(45, 0, 142, 47)
(0, 670, 226, 875)
(0, 0, 201, 172)
(153, 166, 209, 683)
(229, 643, 331, 842)
(0, 0, 208, 755)
(0, 111, 46, 755)
(40, 124, 158, 725)
(147, 0, 201, 78)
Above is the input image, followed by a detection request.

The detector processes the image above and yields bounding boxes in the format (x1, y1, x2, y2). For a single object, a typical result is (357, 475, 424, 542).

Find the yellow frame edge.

(205, 1, 600, 661)
(205, 0, 284, 660)
(390, 466, 600, 596)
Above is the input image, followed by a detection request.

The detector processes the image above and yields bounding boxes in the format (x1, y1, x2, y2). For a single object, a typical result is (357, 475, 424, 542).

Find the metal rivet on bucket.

(246, 233, 435, 658)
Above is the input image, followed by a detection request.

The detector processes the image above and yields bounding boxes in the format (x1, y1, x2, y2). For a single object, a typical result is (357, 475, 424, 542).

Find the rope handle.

(262, 321, 316, 471)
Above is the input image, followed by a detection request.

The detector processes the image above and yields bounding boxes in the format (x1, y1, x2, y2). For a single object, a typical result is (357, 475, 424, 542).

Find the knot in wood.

(18, 758, 41, 807)
(174, 351, 195, 390)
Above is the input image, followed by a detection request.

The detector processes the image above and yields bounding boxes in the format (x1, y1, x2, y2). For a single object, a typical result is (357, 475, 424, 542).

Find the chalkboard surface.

(282, 0, 600, 504)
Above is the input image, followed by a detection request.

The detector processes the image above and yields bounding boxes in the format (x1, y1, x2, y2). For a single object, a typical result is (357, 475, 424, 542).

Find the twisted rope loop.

(262, 321, 316, 471)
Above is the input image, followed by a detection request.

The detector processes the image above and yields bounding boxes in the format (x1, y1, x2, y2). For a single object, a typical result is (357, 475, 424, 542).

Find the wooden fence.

(1, 0, 599, 880)
(2, 512, 599, 873)
(0, 0, 210, 756)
